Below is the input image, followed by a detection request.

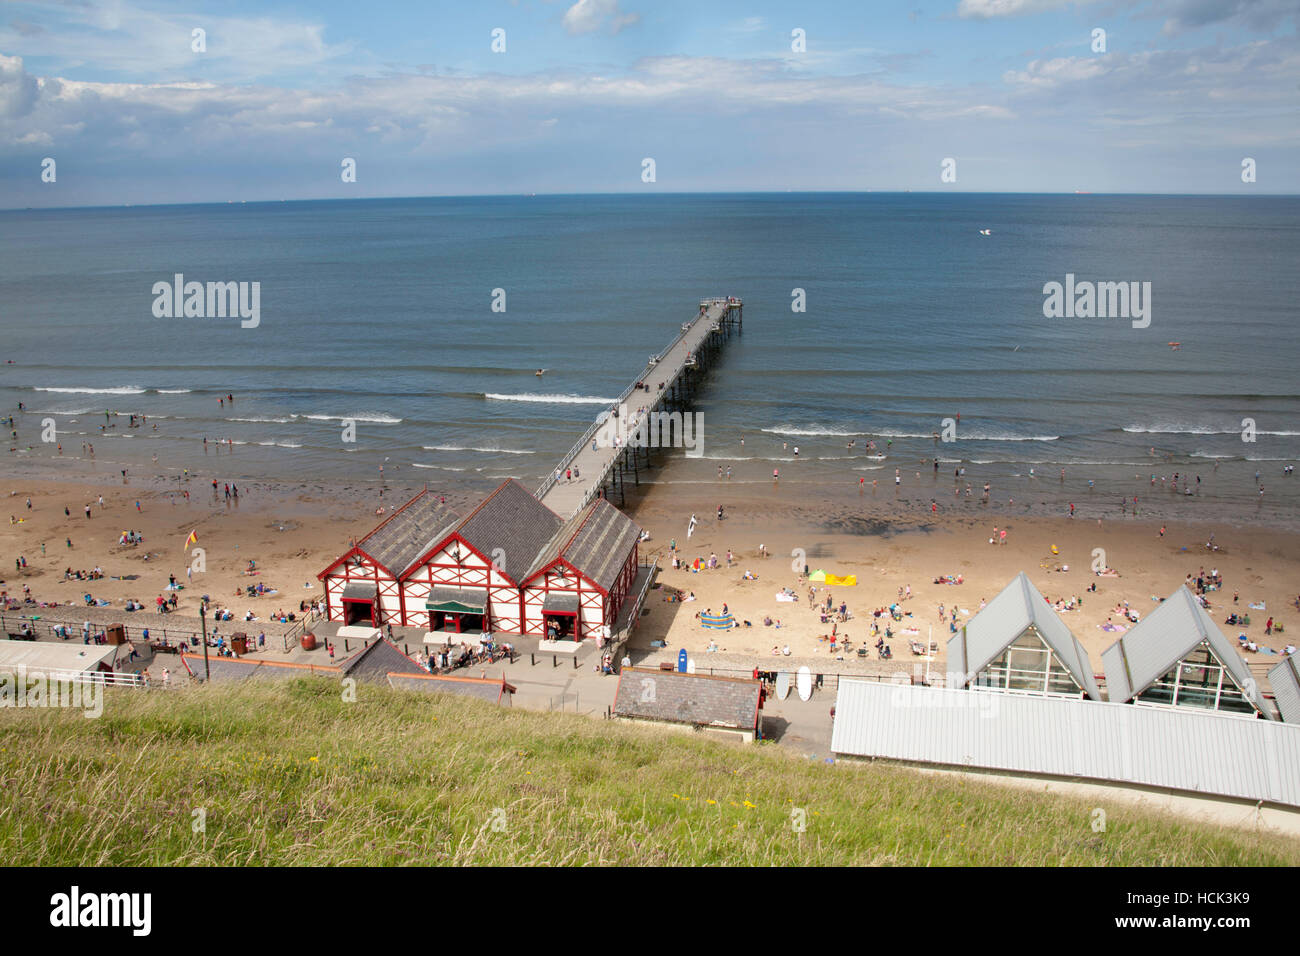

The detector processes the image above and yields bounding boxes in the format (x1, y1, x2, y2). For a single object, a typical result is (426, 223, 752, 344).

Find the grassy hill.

(1, 677, 1296, 866)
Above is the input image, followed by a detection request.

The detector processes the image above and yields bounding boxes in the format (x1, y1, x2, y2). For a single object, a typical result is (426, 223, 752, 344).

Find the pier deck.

(538, 297, 741, 519)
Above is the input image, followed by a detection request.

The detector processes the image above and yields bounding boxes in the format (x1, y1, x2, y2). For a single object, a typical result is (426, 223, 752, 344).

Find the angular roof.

(386, 672, 515, 704)
(946, 572, 1100, 700)
(1268, 655, 1300, 724)
(323, 489, 461, 579)
(613, 667, 761, 731)
(525, 498, 640, 593)
(451, 479, 562, 584)
(1100, 586, 1271, 716)
(338, 637, 426, 683)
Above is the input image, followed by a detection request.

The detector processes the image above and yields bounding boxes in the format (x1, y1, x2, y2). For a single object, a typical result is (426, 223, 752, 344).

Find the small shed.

(612, 666, 762, 743)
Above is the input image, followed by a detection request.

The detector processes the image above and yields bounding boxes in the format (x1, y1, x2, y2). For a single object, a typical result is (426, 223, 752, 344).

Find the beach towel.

(825, 573, 857, 586)
(700, 612, 736, 630)
(774, 592, 797, 603)
(1249, 602, 1266, 610)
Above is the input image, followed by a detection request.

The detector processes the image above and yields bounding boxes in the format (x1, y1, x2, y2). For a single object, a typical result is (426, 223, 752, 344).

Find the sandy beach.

(618, 466, 1300, 689)
(4, 458, 1296, 699)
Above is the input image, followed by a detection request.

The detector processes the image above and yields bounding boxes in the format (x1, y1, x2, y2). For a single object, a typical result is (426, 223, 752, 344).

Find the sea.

(1, 193, 1297, 521)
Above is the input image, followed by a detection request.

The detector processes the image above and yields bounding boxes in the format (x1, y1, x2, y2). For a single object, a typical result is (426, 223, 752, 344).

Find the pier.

(538, 297, 742, 519)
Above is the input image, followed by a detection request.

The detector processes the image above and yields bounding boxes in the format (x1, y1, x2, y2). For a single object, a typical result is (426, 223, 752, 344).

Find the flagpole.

(200, 602, 210, 681)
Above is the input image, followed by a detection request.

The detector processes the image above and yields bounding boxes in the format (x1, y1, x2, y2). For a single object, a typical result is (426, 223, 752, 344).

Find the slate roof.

(613, 667, 761, 731)
(1101, 586, 1271, 716)
(453, 479, 562, 584)
(341, 582, 377, 601)
(337, 637, 427, 683)
(542, 592, 580, 613)
(180, 652, 340, 683)
(947, 572, 1100, 699)
(525, 498, 640, 593)
(386, 672, 515, 704)
(329, 489, 461, 578)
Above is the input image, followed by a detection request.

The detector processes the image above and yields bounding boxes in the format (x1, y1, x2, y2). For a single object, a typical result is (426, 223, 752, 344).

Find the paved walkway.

(539, 300, 733, 518)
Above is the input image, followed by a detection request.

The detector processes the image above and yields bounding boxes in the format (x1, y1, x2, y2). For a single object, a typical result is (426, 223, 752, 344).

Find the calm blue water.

(1, 193, 1297, 511)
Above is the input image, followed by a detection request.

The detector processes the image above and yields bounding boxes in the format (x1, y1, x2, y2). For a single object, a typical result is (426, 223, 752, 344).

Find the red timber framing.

(398, 534, 518, 634)
(319, 481, 639, 638)
(522, 540, 638, 641)
(318, 547, 401, 627)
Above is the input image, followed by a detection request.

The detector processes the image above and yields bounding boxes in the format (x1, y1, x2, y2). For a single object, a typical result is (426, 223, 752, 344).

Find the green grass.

(1, 678, 1295, 865)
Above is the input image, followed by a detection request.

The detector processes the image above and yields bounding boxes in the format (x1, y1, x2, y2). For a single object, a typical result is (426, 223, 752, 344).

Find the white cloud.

(0, 2, 351, 81)
(957, 0, 1082, 18)
(562, 0, 641, 37)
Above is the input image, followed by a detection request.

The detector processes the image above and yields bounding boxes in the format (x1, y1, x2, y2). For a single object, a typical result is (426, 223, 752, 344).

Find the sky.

(0, 0, 1296, 206)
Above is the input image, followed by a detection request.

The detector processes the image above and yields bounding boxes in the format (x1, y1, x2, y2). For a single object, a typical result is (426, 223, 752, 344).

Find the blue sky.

(1, 0, 1296, 206)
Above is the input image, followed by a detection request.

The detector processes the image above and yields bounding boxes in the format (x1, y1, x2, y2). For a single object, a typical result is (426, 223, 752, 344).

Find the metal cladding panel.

(946, 630, 967, 686)
(1269, 657, 1300, 724)
(959, 575, 1034, 676)
(1100, 642, 1132, 702)
(832, 679, 1300, 807)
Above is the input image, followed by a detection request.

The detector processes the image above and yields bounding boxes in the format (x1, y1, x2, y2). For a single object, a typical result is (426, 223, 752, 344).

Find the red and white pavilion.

(318, 479, 640, 640)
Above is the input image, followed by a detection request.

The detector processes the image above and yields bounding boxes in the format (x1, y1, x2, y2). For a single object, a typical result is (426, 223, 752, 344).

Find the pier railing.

(609, 557, 659, 658)
(534, 300, 730, 502)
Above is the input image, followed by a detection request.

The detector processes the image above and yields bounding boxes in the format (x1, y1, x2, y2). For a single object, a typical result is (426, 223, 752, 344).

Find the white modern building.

(1101, 586, 1271, 718)
(947, 572, 1100, 700)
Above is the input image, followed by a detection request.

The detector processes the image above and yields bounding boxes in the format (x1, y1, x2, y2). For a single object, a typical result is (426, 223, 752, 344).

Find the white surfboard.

(796, 666, 813, 701)
(776, 671, 791, 700)
(686, 658, 696, 674)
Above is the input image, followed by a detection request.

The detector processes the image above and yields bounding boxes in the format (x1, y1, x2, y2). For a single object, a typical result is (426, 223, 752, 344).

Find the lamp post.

(200, 601, 210, 681)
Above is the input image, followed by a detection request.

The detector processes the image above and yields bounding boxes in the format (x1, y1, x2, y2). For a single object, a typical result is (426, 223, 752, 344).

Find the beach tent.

(825, 574, 857, 586)
(808, 569, 827, 582)
(700, 612, 736, 629)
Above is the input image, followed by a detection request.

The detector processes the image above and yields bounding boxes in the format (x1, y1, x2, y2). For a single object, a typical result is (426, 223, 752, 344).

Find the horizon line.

(2, 188, 1296, 214)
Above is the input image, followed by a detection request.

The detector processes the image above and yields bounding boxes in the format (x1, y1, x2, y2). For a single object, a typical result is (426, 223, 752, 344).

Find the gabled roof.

(338, 637, 426, 683)
(451, 479, 562, 585)
(1101, 586, 1271, 716)
(1268, 655, 1300, 724)
(319, 489, 461, 579)
(525, 498, 640, 593)
(613, 667, 761, 731)
(947, 572, 1100, 700)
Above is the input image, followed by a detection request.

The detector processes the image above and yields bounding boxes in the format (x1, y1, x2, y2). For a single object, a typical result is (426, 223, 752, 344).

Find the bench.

(149, 642, 180, 655)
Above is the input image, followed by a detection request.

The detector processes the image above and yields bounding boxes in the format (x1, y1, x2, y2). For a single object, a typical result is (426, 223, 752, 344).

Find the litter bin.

(231, 632, 248, 656)
(301, 632, 317, 652)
